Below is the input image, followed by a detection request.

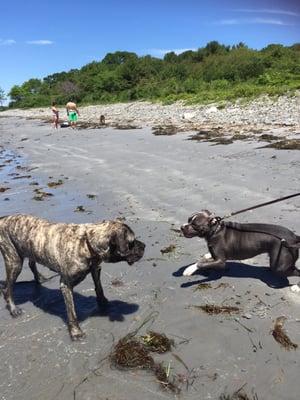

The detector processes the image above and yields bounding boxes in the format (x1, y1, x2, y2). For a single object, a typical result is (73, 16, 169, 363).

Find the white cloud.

(0, 39, 16, 46)
(233, 9, 300, 17)
(145, 48, 196, 57)
(26, 40, 54, 45)
(216, 18, 291, 26)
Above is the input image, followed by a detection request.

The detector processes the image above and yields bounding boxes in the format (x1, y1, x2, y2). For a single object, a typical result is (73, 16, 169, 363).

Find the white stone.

(182, 112, 195, 120)
(206, 106, 218, 113)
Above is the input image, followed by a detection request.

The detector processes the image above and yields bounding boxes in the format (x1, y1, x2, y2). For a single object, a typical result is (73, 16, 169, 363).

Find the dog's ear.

(85, 228, 112, 258)
(114, 224, 135, 256)
(201, 209, 213, 216)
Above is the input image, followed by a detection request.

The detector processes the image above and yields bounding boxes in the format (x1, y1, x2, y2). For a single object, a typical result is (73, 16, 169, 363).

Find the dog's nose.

(181, 224, 188, 232)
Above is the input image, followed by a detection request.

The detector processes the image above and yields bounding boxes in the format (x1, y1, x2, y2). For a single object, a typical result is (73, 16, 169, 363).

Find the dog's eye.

(128, 241, 135, 250)
(190, 219, 198, 227)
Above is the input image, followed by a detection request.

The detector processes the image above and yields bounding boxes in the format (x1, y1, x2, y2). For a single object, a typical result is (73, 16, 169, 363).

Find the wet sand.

(0, 117, 300, 400)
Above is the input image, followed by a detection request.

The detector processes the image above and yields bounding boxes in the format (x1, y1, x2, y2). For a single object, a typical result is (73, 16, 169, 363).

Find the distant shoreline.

(1, 93, 300, 137)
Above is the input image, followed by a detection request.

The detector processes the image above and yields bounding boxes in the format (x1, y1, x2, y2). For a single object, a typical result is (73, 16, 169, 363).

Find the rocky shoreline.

(1, 92, 300, 138)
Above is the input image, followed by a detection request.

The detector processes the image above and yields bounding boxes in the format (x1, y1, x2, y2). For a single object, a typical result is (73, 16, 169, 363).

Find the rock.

(242, 313, 252, 319)
(206, 106, 218, 113)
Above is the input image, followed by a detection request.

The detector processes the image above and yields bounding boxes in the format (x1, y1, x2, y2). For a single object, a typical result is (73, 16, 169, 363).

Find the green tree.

(0, 87, 6, 106)
(9, 85, 25, 105)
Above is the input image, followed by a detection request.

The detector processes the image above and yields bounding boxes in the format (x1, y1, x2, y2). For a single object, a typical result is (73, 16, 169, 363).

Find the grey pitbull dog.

(181, 210, 300, 288)
(0, 214, 145, 340)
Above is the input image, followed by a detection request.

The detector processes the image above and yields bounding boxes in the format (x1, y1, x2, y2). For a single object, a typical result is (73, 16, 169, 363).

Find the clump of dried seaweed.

(160, 244, 176, 254)
(140, 331, 175, 353)
(152, 125, 180, 136)
(152, 363, 181, 394)
(260, 139, 300, 150)
(193, 283, 213, 291)
(271, 316, 298, 350)
(111, 278, 124, 287)
(220, 391, 257, 400)
(32, 188, 53, 201)
(110, 333, 180, 394)
(220, 384, 259, 400)
(74, 205, 86, 212)
(110, 335, 154, 369)
(47, 179, 63, 188)
(190, 304, 240, 315)
(113, 124, 141, 130)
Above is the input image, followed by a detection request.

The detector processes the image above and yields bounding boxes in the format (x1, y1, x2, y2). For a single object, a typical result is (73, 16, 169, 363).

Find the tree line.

(5, 41, 300, 108)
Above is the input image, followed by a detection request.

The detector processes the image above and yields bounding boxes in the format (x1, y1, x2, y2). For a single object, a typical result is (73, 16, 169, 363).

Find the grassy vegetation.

(6, 41, 300, 108)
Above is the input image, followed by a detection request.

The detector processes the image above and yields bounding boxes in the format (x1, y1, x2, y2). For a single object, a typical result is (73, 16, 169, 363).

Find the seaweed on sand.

(210, 137, 234, 145)
(140, 331, 175, 353)
(32, 188, 53, 201)
(190, 304, 240, 315)
(113, 124, 141, 130)
(260, 139, 300, 150)
(220, 391, 258, 400)
(152, 125, 180, 136)
(111, 278, 124, 287)
(160, 244, 176, 254)
(187, 130, 234, 145)
(193, 283, 213, 291)
(271, 316, 298, 350)
(152, 363, 181, 394)
(257, 134, 278, 142)
(219, 383, 259, 400)
(47, 179, 63, 188)
(110, 334, 180, 394)
(187, 130, 219, 141)
(110, 335, 154, 369)
(74, 205, 86, 212)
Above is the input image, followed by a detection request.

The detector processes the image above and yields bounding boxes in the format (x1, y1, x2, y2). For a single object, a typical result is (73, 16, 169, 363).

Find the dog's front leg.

(91, 263, 108, 308)
(183, 258, 226, 276)
(60, 279, 85, 340)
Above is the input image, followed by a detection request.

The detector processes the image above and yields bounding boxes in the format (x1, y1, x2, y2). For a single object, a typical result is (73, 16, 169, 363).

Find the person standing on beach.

(51, 101, 59, 129)
(66, 100, 80, 129)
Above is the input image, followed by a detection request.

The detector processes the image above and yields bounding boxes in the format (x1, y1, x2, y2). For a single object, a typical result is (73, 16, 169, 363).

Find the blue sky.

(0, 0, 299, 98)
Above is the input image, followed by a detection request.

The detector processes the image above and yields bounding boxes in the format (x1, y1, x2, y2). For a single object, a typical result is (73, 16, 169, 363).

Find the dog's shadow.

(173, 262, 290, 289)
(0, 281, 139, 323)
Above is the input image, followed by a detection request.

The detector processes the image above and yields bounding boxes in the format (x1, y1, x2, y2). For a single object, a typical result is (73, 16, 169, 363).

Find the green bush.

(8, 41, 300, 108)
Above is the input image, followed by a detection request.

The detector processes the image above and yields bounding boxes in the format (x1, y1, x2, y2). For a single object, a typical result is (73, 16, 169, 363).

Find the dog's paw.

(290, 284, 300, 293)
(10, 306, 23, 318)
(183, 263, 199, 276)
(203, 253, 212, 260)
(70, 328, 86, 341)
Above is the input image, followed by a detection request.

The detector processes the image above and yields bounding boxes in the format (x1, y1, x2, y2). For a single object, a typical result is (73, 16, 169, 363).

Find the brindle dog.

(0, 215, 145, 340)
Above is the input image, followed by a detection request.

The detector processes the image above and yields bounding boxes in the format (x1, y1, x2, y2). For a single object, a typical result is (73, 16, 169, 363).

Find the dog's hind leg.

(28, 259, 49, 284)
(2, 252, 23, 317)
(270, 246, 300, 291)
(288, 265, 300, 292)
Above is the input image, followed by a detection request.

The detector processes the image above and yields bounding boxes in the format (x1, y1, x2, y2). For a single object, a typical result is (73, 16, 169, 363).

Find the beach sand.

(0, 116, 299, 400)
